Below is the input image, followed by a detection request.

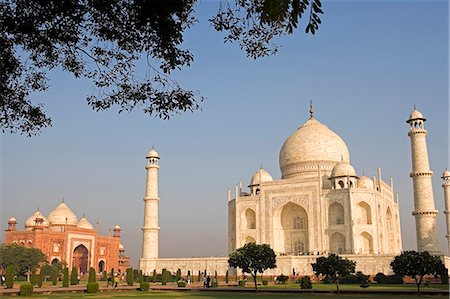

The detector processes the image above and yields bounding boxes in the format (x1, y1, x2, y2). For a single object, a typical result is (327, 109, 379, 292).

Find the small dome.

(358, 176, 373, 189)
(114, 224, 121, 230)
(146, 148, 159, 158)
(250, 168, 273, 186)
(47, 202, 78, 226)
(279, 117, 350, 179)
(442, 169, 450, 178)
(25, 210, 49, 228)
(8, 217, 17, 223)
(331, 161, 357, 177)
(409, 109, 424, 120)
(119, 243, 125, 250)
(77, 217, 94, 230)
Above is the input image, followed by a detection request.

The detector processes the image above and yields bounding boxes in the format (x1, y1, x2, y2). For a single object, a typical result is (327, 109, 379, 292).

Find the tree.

(225, 270, 229, 284)
(0, 244, 46, 277)
(88, 267, 96, 283)
(5, 265, 15, 289)
(152, 269, 156, 283)
(391, 251, 447, 295)
(51, 267, 58, 285)
(176, 268, 181, 281)
(311, 253, 356, 294)
(1, 0, 323, 136)
(62, 267, 69, 287)
(70, 267, 78, 285)
(126, 268, 134, 286)
(228, 242, 277, 292)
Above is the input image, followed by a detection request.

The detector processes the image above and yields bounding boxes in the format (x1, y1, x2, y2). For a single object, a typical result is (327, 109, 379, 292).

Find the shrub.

(15, 276, 27, 282)
(88, 267, 96, 283)
(5, 265, 14, 288)
(356, 272, 370, 288)
(51, 268, 58, 285)
(101, 270, 107, 281)
(126, 268, 134, 286)
(176, 269, 181, 281)
(276, 274, 289, 284)
(152, 269, 156, 283)
(139, 282, 150, 291)
(31, 270, 38, 286)
(238, 280, 246, 287)
(374, 273, 403, 284)
(20, 283, 33, 296)
(161, 269, 167, 285)
(62, 267, 69, 287)
(86, 282, 99, 293)
(70, 267, 78, 285)
(340, 274, 361, 284)
(262, 279, 268, 286)
(299, 276, 312, 289)
(198, 271, 201, 282)
(177, 280, 186, 287)
(37, 271, 43, 288)
(133, 269, 141, 283)
(225, 270, 229, 283)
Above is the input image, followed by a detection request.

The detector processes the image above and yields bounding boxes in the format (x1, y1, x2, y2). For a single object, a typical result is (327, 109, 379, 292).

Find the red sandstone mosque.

(4, 201, 130, 274)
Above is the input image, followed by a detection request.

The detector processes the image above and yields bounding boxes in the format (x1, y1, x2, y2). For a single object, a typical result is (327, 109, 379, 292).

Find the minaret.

(139, 147, 160, 274)
(406, 107, 440, 254)
(442, 169, 450, 254)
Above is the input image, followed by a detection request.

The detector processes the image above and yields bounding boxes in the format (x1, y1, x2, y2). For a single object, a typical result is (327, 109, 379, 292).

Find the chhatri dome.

(77, 215, 94, 229)
(25, 210, 49, 229)
(250, 167, 273, 186)
(146, 147, 159, 158)
(331, 161, 357, 178)
(47, 202, 78, 226)
(279, 103, 350, 179)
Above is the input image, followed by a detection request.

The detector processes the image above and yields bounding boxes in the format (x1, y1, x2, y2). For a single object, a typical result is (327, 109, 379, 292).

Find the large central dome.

(279, 116, 350, 179)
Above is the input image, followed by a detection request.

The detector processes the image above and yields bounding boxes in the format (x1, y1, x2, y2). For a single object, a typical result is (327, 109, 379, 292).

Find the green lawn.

(0, 291, 449, 299)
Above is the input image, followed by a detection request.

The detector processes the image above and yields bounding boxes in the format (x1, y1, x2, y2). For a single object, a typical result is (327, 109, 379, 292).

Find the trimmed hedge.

(70, 267, 78, 285)
(62, 267, 69, 287)
(177, 280, 186, 287)
(374, 273, 403, 284)
(86, 282, 99, 293)
(20, 283, 33, 296)
(139, 282, 150, 291)
(262, 279, 268, 286)
(238, 280, 245, 287)
(299, 276, 312, 289)
(126, 268, 134, 286)
(5, 265, 14, 289)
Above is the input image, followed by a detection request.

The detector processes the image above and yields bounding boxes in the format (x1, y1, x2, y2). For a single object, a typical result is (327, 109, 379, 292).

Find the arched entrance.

(280, 202, 308, 255)
(73, 244, 89, 274)
(98, 260, 105, 272)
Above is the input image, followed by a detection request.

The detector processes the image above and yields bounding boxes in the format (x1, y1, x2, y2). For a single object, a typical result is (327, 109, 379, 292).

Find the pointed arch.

(73, 244, 89, 274)
(329, 232, 346, 254)
(328, 202, 344, 225)
(357, 201, 372, 224)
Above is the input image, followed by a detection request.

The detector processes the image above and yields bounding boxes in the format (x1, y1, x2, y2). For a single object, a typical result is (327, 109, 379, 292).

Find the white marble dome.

(409, 109, 424, 120)
(119, 243, 125, 250)
(358, 176, 373, 189)
(8, 217, 17, 223)
(250, 168, 273, 186)
(442, 169, 450, 178)
(25, 210, 49, 229)
(77, 217, 94, 229)
(331, 161, 357, 177)
(279, 117, 350, 179)
(147, 148, 159, 158)
(47, 202, 78, 226)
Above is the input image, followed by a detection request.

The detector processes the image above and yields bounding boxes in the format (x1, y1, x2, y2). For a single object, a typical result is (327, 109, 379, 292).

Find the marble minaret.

(139, 148, 160, 274)
(406, 107, 440, 254)
(442, 169, 450, 254)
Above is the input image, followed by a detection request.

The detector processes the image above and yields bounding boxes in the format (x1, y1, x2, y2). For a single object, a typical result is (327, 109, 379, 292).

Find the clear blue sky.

(1, 1, 448, 267)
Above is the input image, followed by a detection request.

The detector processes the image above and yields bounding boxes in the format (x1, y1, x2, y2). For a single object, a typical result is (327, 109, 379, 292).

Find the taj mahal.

(139, 104, 450, 276)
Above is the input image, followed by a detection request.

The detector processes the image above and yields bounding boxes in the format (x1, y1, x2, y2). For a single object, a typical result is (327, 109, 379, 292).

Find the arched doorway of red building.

(73, 245, 89, 274)
(98, 260, 105, 272)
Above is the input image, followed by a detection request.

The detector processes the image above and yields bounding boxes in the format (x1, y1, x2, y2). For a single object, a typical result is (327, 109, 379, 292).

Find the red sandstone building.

(4, 201, 130, 274)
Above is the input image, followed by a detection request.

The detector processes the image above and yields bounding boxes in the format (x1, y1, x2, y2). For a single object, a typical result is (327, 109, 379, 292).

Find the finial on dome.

(414, 104, 417, 110)
(309, 100, 314, 119)
(62, 197, 64, 203)
(83, 212, 86, 218)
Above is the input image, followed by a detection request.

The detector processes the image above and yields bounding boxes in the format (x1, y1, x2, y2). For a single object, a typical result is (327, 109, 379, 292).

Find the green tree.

(176, 269, 181, 281)
(161, 269, 167, 285)
(198, 270, 201, 282)
(70, 267, 78, 285)
(37, 270, 43, 288)
(62, 267, 69, 287)
(51, 267, 58, 285)
(311, 253, 356, 294)
(152, 269, 156, 283)
(30, 269, 38, 285)
(0, 0, 323, 136)
(5, 265, 15, 288)
(391, 251, 447, 295)
(88, 267, 96, 283)
(126, 268, 134, 286)
(228, 243, 277, 292)
(225, 270, 229, 284)
(0, 244, 46, 276)
(110, 268, 115, 283)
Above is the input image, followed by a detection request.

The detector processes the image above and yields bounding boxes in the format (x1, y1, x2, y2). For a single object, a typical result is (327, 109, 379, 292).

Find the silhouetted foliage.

(311, 253, 356, 294)
(228, 242, 277, 292)
(0, 244, 46, 276)
(391, 251, 447, 295)
(1, 0, 323, 135)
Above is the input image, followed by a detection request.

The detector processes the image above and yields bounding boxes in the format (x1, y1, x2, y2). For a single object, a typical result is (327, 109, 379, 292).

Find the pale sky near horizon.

(1, 1, 449, 268)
